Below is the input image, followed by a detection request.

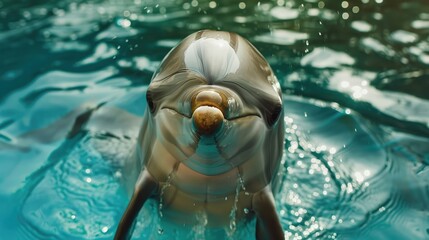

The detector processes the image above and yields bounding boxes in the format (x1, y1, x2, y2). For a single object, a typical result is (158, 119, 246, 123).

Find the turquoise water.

(1, 0, 429, 239)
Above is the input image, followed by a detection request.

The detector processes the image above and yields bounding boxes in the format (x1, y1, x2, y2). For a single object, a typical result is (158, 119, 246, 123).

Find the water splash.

(158, 165, 178, 218)
(192, 211, 208, 240)
(227, 171, 247, 238)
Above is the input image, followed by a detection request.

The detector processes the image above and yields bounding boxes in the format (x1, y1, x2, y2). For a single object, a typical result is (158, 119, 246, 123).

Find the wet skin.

(115, 30, 285, 240)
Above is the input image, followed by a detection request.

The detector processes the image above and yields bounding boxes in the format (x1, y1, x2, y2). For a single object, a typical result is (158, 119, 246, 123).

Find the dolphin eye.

(146, 91, 155, 113)
(267, 104, 282, 126)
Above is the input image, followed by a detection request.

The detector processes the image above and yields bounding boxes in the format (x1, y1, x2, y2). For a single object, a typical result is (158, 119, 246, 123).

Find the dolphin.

(115, 30, 285, 239)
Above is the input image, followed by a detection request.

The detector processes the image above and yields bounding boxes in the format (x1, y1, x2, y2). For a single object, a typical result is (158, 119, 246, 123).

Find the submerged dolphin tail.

(115, 170, 157, 240)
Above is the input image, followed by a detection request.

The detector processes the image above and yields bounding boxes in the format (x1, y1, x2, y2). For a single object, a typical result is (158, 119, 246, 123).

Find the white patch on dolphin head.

(184, 37, 240, 82)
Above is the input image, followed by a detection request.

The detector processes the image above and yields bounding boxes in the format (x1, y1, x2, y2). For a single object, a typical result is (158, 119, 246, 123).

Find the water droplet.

(209, 1, 217, 8)
(244, 208, 249, 214)
(101, 226, 109, 233)
(182, 2, 190, 10)
(158, 228, 164, 235)
(373, 12, 383, 20)
(229, 220, 236, 231)
(238, 2, 246, 9)
(159, 168, 177, 217)
(116, 18, 131, 28)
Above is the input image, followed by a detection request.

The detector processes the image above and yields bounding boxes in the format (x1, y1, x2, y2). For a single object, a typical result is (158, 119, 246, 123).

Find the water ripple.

(19, 132, 129, 239)
(278, 96, 393, 239)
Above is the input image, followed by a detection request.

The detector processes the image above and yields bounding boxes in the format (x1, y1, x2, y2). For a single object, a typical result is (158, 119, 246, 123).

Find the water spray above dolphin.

(115, 30, 285, 240)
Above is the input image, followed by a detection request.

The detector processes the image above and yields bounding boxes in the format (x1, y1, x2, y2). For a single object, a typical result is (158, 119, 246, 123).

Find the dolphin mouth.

(160, 107, 192, 118)
(158, 106, 264, 175)
(160, 107, 261, 121)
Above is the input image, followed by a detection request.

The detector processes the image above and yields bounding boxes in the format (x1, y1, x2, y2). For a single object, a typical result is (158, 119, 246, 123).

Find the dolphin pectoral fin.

(252, 186, 284, 240)
(115, 169, 157, 240)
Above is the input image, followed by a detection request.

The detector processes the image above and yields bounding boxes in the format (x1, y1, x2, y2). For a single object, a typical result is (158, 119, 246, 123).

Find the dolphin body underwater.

(115, 30, 285, 239)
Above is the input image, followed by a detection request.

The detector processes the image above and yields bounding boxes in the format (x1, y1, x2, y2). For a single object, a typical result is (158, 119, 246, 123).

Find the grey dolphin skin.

(115, 30, 285, 240)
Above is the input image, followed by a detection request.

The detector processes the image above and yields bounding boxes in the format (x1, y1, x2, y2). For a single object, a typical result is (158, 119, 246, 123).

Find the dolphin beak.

(191, 90, 227, 135)
(192, 105, 224, 135)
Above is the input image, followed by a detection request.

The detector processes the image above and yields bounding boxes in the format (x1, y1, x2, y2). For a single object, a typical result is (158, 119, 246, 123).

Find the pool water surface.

(0, 0, 428, 239)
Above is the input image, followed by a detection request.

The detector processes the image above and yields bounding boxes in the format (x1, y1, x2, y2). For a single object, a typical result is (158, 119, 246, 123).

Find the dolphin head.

(142, 30, 284, 181)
